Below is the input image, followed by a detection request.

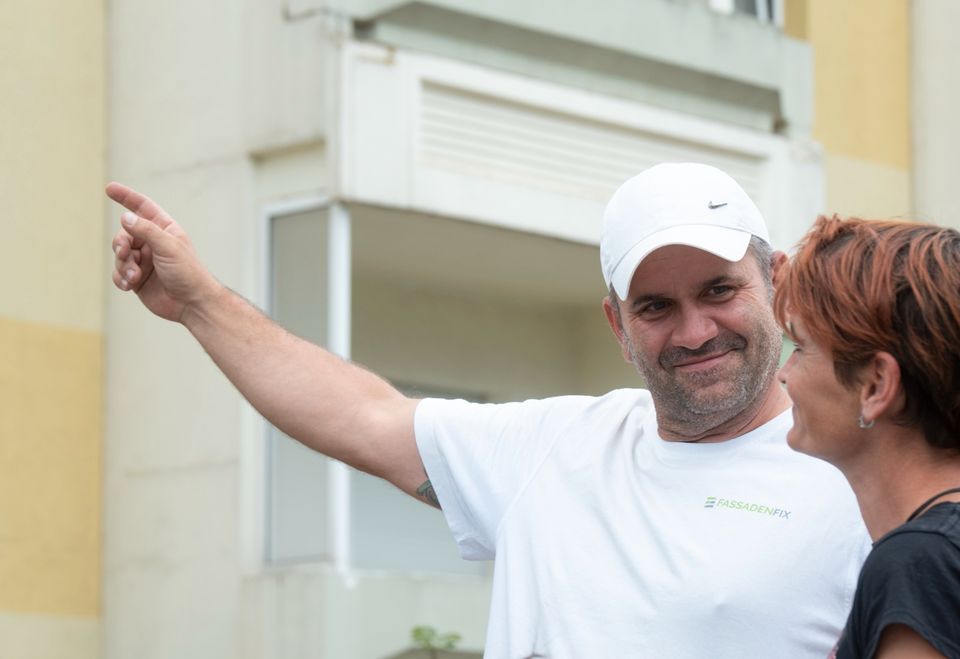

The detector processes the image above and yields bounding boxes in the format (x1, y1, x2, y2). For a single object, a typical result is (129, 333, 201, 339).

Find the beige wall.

(1, 1, 106, 332)
(97, 1, 923, 657)
(787, 0, 912, 220)
(353, 277, 638, 403)
(808, 0, 910, 169)
(911, 0, 960, 229)
(0, 1, 105, 657)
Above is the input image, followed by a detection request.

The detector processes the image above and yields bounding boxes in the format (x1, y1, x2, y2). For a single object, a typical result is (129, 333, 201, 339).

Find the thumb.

(121, 211, 180, 255)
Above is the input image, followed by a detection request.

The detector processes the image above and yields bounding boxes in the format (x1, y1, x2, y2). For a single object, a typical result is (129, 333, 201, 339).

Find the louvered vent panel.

(418, 81, 764, 202)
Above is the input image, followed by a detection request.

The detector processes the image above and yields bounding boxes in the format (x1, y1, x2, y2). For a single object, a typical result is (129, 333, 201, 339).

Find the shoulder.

(417, 388, 653, 425)
(577, 387, 654, 415)
(414, 389, 656, 452)
(847, 508, 960, 659)
(874, 504, 960, 556)
(531, 388, 656, 433)
(863, 510, 960, 589)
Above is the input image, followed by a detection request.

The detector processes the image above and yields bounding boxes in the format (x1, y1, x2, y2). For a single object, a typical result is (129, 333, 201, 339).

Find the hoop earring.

(858, 415, 875, 429)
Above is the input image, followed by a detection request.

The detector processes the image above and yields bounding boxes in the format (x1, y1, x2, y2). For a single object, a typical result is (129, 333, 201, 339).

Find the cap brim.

(610, 225, 753, 300)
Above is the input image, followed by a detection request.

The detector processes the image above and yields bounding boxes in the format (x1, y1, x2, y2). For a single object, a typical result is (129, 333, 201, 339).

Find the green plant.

(411, 625, 462, 657)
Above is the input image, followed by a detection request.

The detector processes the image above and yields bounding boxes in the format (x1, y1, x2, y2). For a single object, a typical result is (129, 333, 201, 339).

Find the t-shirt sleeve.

(842, 531, 960, 659)
(414, 396, 573, 561)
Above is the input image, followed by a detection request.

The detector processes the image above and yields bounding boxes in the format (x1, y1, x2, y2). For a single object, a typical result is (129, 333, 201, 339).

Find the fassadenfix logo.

(704, 496, 791, 519)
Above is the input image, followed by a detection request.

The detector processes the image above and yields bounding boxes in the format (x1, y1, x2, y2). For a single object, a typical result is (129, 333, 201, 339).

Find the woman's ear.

(859, 352, 904, 424)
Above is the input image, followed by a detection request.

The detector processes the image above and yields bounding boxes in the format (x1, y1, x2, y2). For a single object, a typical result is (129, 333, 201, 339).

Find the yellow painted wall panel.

(808, 0, 910, 169)
(0, 317, 101, 616)
(0, 0, 106, 333)
(823, 153, 911, 220)
(783, 0, 808, 40)
(0, 612, 99, 659)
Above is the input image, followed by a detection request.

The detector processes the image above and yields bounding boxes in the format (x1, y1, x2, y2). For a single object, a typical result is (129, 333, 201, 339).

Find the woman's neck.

(842, 432, 960, 541)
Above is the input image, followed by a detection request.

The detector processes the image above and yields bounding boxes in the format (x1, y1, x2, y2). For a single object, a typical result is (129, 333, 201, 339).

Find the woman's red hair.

(774, 215, 960, 449)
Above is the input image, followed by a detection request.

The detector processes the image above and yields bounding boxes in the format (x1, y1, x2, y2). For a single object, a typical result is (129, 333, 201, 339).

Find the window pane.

(351, 381, 488, 575)
(347, 206, 614, 576)
(267, 208, 330, 563)
(351, 472, 486, 575)
(268, 428, 329, 562)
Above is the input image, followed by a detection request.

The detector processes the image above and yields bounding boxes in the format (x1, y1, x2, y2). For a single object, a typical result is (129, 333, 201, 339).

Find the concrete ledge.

(324, 0, 811, 133)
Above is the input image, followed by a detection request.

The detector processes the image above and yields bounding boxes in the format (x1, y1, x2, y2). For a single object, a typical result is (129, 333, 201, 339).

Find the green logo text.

(704, 496, 791, 519)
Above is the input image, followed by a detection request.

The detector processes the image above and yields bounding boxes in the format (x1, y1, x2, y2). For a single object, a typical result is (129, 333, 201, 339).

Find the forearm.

(180, 284, 420, 484)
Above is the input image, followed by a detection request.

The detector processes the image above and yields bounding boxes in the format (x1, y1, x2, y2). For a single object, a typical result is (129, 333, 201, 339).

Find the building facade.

(5, 1, 958, 657)
(0, 1, 104, 657)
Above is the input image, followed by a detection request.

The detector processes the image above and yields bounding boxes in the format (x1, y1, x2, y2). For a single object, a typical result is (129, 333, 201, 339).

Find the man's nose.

(672, 306, 719, 350)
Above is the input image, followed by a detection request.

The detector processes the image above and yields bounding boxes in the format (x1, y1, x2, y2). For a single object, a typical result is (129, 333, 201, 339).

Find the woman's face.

(777, 318, 863, 464)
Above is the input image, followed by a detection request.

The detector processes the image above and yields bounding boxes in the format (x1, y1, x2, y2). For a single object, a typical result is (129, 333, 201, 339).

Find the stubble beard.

(626, 318, 783, 436)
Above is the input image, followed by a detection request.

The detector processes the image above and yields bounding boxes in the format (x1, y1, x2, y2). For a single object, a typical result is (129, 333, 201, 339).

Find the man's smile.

(672, 350, 735, 372)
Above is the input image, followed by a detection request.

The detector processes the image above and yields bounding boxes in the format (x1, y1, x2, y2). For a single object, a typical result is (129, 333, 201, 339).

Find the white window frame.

(708, 0, 784, 26)
(240, 195, 354, 583)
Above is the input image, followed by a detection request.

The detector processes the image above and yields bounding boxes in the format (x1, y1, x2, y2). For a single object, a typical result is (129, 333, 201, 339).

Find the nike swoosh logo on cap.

(707, 201, 728, 209)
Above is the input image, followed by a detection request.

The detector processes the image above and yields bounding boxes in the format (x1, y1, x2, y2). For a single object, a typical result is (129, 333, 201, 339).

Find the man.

(109, 163, 868, 658)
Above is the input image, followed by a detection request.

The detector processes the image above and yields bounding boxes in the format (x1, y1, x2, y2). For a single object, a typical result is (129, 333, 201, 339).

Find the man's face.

(605, 245, 782, 435)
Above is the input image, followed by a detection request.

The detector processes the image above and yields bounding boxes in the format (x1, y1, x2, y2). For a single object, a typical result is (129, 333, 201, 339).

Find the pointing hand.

(107, 182, 220, 323)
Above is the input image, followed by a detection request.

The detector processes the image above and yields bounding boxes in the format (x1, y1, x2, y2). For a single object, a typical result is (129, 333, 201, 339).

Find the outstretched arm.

(107, 183, 435, 504)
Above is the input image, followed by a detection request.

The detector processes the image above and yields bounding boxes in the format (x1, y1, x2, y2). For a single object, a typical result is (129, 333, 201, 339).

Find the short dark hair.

(775, 215, 960, 450)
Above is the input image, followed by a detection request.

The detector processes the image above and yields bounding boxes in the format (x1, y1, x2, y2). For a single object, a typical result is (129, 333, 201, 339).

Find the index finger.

(105, 182, 175, 230)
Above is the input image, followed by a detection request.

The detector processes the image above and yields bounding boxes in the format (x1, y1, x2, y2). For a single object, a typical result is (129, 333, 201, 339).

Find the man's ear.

(602, 296, 632, 363)
(859, 352, 905, 425)
(771, 250, 788, 288)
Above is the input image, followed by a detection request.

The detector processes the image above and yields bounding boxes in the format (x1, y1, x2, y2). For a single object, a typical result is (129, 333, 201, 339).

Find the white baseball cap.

(601, 162, 770, 300)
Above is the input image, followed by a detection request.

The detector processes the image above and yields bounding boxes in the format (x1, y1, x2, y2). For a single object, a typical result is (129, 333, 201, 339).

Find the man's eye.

(638, 301, 669, 315)
(706, 285, 734, 297)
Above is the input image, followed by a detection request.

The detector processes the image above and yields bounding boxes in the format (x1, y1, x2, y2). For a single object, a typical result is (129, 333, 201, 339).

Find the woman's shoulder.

(867, 503, 960, 577)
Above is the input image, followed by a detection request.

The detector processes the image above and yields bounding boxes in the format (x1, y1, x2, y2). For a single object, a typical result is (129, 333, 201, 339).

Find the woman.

(775, 215, 960, 659)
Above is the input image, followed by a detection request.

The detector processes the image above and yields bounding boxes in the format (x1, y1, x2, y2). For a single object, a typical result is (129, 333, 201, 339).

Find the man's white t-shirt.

(415, 388, 869, 659)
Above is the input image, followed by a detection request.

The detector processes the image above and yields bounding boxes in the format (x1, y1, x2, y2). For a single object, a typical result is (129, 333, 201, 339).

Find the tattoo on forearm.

(416, 480, 442, 509)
